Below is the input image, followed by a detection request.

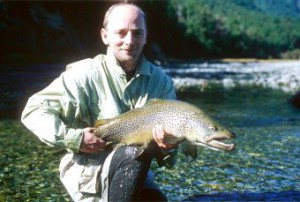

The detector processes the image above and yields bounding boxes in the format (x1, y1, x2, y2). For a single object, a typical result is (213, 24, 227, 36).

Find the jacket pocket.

(78, 157, 103, 194)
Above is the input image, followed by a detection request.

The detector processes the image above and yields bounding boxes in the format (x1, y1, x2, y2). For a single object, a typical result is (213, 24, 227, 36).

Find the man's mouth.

(122, 47, 135, 52)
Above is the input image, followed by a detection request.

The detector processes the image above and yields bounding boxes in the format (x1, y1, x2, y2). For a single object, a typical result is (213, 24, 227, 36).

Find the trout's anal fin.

(133, 143, 149, 159)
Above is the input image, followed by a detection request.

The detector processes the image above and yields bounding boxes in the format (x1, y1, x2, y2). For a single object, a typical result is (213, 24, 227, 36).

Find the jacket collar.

(105, 48, 151, 77)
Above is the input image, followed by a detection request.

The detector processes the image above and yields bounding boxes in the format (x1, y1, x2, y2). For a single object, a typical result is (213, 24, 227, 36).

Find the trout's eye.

(209, 126, 217, 132)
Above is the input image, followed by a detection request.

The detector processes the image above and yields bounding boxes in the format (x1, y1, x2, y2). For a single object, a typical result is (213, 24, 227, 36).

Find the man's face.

(101, 5, 147, 71)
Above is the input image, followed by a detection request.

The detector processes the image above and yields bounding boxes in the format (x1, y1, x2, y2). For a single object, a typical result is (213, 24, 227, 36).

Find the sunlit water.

(1, 62, 299, 201)
(152, 87, 300, 201)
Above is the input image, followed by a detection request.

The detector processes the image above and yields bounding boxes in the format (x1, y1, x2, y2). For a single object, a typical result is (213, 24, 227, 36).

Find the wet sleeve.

(21, 74, 84, 152)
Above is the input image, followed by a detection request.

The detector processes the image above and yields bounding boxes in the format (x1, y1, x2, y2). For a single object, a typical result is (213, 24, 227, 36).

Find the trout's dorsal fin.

(94, 119, 111, 127)
(145, 99, 163, 106)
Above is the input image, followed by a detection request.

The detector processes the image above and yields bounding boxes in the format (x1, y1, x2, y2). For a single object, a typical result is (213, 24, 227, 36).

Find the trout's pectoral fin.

(163, 134, 176, 144)
(163, 133, 184, 145)
(182, 141, 198, 159)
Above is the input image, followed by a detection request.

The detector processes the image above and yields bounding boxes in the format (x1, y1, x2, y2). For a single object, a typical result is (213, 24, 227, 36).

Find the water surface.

(153, 86, 300, 201)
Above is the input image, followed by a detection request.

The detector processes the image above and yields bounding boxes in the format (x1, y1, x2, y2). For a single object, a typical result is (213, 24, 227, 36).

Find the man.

(21, 3, 177, 201)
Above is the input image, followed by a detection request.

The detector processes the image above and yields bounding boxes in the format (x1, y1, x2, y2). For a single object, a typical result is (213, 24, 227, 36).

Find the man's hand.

(79, 127, 106, 153)
(152, 125, 178, 150)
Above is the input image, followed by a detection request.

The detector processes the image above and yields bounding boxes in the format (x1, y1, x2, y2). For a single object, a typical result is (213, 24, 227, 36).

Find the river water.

(152, 61, 300, 201)
(1, 61, 299, 201)
(153, 87, 300, 201)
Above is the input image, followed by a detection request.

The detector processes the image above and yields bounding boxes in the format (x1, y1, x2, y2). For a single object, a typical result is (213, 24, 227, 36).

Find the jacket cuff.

(64, 128, 83, 152)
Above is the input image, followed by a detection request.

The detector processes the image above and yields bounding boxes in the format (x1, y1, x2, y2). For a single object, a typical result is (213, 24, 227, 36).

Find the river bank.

(0, 60, 299, 119)
(164, 60, 300, 93)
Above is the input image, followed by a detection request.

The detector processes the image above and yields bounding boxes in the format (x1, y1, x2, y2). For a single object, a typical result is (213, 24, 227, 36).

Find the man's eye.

(116, 31, 127, 37)
(133, 31, 142, 35)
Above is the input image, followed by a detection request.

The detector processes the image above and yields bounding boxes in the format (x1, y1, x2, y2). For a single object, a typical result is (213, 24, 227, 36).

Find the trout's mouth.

(194, 131, 235, 151)
(206, 139, 235, 151)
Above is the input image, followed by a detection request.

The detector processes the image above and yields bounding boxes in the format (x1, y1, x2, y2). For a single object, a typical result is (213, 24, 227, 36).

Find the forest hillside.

(1, 0, 300, 65)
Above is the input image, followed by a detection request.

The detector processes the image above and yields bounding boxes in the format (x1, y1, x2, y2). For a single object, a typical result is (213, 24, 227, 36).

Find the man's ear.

(101, 28, 108, 45)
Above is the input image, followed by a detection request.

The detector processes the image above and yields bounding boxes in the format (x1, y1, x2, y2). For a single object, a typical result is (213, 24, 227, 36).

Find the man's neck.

(125, 70, 136, 81)
(121, 58, 140, 81)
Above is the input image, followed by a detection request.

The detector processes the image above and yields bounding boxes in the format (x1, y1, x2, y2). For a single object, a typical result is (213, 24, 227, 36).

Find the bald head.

(100, 3, 147, 72)
(103, 3, 147, 30)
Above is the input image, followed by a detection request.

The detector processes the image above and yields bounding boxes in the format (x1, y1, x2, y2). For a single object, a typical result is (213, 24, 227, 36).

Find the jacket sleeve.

(161, 76, 177, 100)
(21, 72, 86, 152)
(151, 65, 177, 101)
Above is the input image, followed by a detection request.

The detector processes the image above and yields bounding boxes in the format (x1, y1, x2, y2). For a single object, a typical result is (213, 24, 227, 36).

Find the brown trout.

(94, 99, 235, 159)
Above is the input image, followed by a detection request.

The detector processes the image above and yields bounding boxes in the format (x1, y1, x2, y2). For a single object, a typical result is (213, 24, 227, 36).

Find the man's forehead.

(108, 14, 145, 30)
(111, 4, 142, 13)
(104, 4, 146, 30)
(108, 19, 145, 30)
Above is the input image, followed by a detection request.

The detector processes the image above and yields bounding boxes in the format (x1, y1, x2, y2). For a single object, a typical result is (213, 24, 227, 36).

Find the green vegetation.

(166, 0, 300, 59)
(280, 48, 300, 59)
(1, 0, 300, 64)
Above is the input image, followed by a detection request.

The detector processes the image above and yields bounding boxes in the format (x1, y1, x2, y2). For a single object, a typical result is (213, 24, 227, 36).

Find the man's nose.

(124, 31, 134, 45)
